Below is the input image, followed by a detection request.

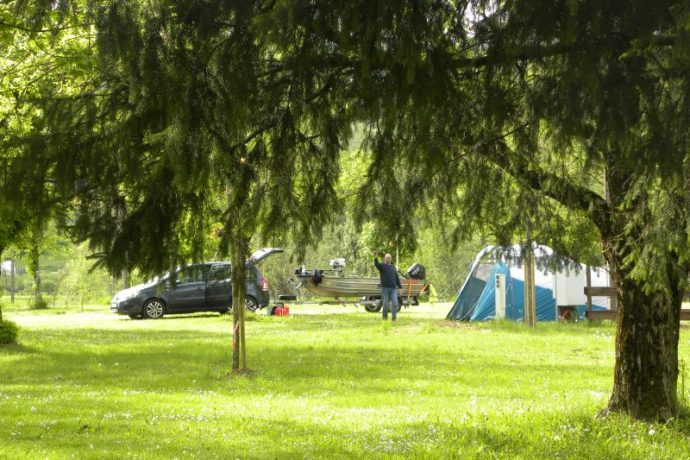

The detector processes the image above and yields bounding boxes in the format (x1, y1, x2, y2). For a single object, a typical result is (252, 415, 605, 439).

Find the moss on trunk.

(603, 246, 683, 420)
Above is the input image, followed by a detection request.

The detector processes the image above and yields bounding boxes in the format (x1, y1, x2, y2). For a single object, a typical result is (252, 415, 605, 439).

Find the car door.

(205, 264, 232, 309)
(168, 265, 207, 311)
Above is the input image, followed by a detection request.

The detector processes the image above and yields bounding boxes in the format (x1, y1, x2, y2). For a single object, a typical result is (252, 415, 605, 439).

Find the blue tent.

(446, 246, 610, 322)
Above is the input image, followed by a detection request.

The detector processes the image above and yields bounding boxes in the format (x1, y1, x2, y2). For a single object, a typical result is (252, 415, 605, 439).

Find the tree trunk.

(598, 166, 688, 420)
(603, 248, 683, 420)
(10, 258, 15, 304)
(115, 196, 129, 289)
(0, 245, 4, 322)
(523, 248, 536, 327)
(231, 235, 249, 372)
(28, 244, 43, 308)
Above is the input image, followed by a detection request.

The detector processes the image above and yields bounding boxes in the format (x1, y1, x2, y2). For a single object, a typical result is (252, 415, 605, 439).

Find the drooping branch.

(486, 139, 612, 235)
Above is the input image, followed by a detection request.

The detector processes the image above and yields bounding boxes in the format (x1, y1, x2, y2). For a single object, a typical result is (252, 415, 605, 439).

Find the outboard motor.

(329, 258, 346, 270)
(329, 258, 345, 275)
(406, 263, 426, 280)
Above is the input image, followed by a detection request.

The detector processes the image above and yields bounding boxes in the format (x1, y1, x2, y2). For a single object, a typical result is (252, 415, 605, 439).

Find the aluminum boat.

(290, 258, 428, 310)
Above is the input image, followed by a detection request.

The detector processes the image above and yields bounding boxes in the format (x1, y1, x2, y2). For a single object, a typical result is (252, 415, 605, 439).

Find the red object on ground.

(275, 305, 290, 316)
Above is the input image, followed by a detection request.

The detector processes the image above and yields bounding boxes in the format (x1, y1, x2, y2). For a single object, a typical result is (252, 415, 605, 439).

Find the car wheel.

(244, 296, 259, 312)
(143, 299, 165, 319)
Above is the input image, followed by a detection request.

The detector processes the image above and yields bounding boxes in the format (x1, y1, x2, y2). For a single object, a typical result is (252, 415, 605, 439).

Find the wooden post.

(524, 248, 536, 327)
(586, 264, 592, 317)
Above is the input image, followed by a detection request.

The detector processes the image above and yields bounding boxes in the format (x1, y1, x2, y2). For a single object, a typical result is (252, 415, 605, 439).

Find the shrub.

(31, 296, 49, 310)
(0, 320, 19, 345)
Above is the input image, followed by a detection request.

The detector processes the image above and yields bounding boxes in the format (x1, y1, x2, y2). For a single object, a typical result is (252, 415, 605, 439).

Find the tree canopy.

(3, 0, 690, 419)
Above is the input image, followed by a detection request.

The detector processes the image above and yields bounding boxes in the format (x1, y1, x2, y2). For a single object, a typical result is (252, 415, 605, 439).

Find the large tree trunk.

(603, 248, 683, 420)
(231, 235, 249, 372)
(600, 165, 687, 420)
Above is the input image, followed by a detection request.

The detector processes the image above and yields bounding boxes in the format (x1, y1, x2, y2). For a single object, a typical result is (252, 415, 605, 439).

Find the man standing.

(374, 253, 402, 321)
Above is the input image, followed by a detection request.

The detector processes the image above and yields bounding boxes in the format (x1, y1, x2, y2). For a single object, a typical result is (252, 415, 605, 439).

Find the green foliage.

(3, 1, 690, 283)
(29, 296, 47, 310)
(3, 0, 690, 415)
(0, 318, 18, 345)
(56, 242, 113, 308)
(2, 1, 348, 295)
(411, 228, 485, 298)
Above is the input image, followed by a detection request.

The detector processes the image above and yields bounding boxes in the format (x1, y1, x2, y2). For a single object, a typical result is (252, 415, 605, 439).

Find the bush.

(30, 296, 49, 310)
(0, 320, 19, 345)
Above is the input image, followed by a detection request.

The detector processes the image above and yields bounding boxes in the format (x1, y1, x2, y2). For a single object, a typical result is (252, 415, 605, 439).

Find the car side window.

(177, 266, 205, 284)
(208, 265, 231, 282)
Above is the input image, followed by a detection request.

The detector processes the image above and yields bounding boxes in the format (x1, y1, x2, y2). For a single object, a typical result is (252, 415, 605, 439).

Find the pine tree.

(237, 0, 690, 419)
(5, 0, 690, 418)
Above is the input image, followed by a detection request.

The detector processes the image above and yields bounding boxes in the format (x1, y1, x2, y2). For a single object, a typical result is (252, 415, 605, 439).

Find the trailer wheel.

(363, 297, 382, 313)
(364, 303, 382, 313)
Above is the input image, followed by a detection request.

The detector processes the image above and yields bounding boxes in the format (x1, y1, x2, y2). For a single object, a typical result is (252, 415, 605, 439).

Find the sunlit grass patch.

(1, 304, 689, 459)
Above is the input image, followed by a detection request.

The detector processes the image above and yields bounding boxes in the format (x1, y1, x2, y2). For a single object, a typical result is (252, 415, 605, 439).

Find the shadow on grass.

(0, 324, 612, 403)
(0, 343, 38, 355)
(156, 312, 226, 320)
(4, 405, 689, 459)
(250, 313, 438, 333)
(4, 321, 690, 457)
(95, 410, 690, 457)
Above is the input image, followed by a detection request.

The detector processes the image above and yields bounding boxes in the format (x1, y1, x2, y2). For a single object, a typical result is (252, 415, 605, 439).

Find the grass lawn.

(2, 302, 690, 459)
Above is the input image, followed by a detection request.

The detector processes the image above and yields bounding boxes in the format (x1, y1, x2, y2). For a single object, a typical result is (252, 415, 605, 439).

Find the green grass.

(0, 294, 109, 313)
(1, 303, 690, 459)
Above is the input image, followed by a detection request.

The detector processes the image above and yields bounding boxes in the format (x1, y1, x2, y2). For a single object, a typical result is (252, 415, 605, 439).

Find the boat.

(290, 258, 428, 312)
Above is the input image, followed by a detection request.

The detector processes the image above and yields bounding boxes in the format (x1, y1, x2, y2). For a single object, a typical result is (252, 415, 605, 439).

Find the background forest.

(0, 149, 485, 309)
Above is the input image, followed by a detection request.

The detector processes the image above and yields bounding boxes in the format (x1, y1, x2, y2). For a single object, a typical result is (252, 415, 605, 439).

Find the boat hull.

(297, 275, 427, 299)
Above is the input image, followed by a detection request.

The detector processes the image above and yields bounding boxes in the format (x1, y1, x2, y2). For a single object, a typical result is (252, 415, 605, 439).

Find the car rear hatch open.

(248, 247, 285, 264)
